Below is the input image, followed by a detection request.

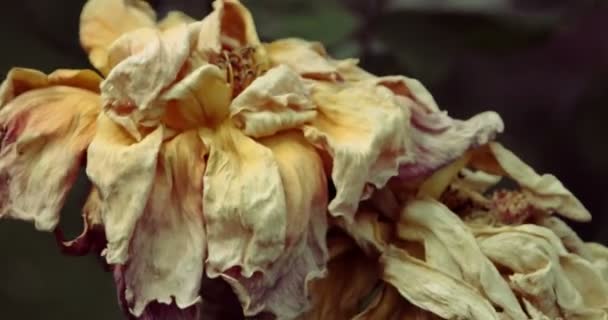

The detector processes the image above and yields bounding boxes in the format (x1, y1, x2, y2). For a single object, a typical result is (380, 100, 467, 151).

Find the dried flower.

(1, 0, 606, 319)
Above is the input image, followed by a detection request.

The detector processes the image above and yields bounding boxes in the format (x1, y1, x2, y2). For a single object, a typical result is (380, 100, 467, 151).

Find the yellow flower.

(2, 1, 606, 319)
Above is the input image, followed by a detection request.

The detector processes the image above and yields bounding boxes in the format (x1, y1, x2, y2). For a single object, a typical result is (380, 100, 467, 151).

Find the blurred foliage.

(0, 0, 607, 319)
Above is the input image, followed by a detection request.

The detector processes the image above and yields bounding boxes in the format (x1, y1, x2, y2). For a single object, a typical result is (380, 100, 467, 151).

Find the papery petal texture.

(0, 68, 100, 230)
(120, 131, 207, 316)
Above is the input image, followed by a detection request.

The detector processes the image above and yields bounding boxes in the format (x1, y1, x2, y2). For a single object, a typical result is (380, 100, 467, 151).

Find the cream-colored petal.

(398, 199, 527, 319)
(586, 242, 608, 281)
(398, 107, 504, 181)
(80, 0, 157, 75)
(197, 0, 264, 55)
(364, 76, 440, 113)
(477, 225, 608, 318)
(537, 216, 591, 259)
(470, 142, 591, 221)
(161, 64, 231, 130)
(230, 65, 316, 138)
(302, 82, 413, 222)
(101, 23, 192, 140)
(121, 131, 207, 317)
(203, 128, 328, 319)
(216, 131, 329, 319)
(0, 68, 102, 106)
(86, 113, 163, 264)
(0, 69, 100, 230)
(265, 38, 341, 80)
(380, 246, 500, 320)
(158, 11, 196, 31)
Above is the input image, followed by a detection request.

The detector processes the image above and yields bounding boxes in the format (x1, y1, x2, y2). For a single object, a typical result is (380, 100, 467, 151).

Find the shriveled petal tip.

(302, 82, 413, 222)
(365, 76, 440, 113)
(470, 142, 591, 222)
(197, 0, 264, 55)
(398, 199, 527, 319)
(80, 0, 156, 74)
(0, 68, 102, 107)
(380, 246, 500, 320)
(101, 23, 192, 140)
(56, 188, 106, 256)
(0, 70, 100, 230)
(231, 65, 316, 138)
(265, 39, 341, 80)
(121, 131, 207, 316)
(86, 114, 163, 264)
(399, 108, 504, 181)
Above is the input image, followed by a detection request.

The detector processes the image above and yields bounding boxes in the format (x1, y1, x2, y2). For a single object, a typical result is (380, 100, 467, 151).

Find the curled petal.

(265, 39, 341, 80)
(470, 142, 591, 221)
(120, 131, 207, 317)
(101, 23, 192, 140)
(399, 107, 504, 181)
(161, 64, 232, 130)
(365, 76, 440, 113)
(203, 127, 328, 318)
(86, 114, 163, 264)
(0, 69, 100, 230)
(302, 82, 413, 222)
(476, 225, 608, 318)
(197, 0, 266, 59)
(398, 199, 527, 319)
(231, 65, 316, 138)
(80, 0, 156, 74)
(55, 188, 106, 256)
(380, 246, 500, 320)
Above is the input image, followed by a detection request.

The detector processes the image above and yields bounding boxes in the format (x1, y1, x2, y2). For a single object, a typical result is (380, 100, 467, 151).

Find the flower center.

(209, 46, 265, 98)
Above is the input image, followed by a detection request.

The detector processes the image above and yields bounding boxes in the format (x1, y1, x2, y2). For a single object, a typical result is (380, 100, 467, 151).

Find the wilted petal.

(161, 64, 231, 130)
(55, 188, 106, 256)
(365, 76, 440, 113)
(537, 216, 591, 258)
(470, 142, 591, 221)
(265, 39, 341, 80)
(158, 11, 196, 31)
(399, 107, 504, 181)
(231, 65, 316, 138)
(302, 82, 413, 222)
(116, 131, 206, 317)
(586, 242, 608, 281)
(101, 23, 192, 140)
(80, 0, 156, 74)
(86, 114, 163, 264)
(398, 199, 527, 319)
(197, 0, 265, 56)
(203, 125, 328, 318)
(476, 225, 608, 318)
(0, 69, 100, 230)
(381, 246, 500, 320)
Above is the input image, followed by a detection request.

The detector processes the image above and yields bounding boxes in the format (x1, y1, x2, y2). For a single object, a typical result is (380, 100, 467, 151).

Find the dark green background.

(0, 0, 607, 319)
